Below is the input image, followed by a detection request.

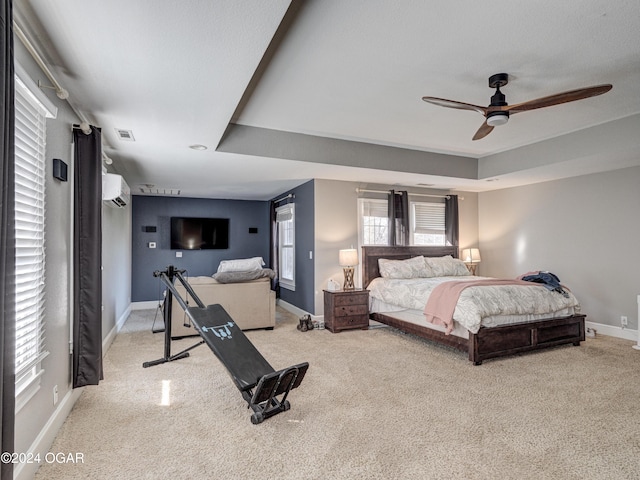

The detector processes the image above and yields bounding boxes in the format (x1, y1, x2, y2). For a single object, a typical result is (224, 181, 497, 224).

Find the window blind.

(14, 76, 50, 393)
(361, 199, 388, 219)
(412, 202, 445, 235)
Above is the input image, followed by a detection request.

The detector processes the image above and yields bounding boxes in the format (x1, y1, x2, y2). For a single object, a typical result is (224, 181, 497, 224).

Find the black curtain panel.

(269, 201, 280, 297)
(445, 194, 459, 250)
(387, 190, 409, 246)
(0, 1, 16, 476)
(72, 126, 103, 388)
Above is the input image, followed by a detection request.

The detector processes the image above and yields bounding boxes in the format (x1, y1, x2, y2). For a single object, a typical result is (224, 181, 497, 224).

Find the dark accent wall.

(131, 196, 270, 302)
(274, 180, 315, 314)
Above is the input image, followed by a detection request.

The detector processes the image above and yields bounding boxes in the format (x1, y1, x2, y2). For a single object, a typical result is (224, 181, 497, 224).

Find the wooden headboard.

(361, 246, 458, 288)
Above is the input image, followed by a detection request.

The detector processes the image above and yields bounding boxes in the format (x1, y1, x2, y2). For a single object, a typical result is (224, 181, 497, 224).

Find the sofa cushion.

(217, 256, 265, 273)
(213, 268, 275, 284)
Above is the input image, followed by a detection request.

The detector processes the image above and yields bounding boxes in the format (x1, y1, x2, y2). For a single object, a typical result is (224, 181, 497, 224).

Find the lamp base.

(343, 267, 355, 290)
(466, 264, 478, 275)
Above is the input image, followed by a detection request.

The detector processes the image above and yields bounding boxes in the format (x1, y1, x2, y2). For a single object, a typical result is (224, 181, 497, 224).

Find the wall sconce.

(461, 248, 481, 275)
(339, 248, 358, 290)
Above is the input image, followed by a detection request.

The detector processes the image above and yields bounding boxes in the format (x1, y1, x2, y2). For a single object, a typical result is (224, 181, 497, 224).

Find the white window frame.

(410, 201, 446, 246)
(358, 198, 389, 246)
(14, 63, 56, 412)
(276, 203, 295, 291)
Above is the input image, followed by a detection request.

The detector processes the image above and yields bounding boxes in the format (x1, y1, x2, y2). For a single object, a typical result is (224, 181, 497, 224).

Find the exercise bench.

(144, 266, 309, 424)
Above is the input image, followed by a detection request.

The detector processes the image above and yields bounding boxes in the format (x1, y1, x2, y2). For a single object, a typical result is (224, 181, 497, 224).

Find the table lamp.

(461, 248, 481, 275)
(339, 248, 358, 290)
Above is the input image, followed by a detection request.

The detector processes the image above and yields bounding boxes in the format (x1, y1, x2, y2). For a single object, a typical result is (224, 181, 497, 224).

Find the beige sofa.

(169, 276, 276, 338)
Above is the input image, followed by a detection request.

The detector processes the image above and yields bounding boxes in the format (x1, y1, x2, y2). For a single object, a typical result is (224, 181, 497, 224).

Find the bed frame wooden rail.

(362, 246, 585, 365)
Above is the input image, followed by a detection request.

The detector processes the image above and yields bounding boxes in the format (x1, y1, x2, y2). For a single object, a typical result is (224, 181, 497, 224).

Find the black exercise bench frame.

(143, 265, 309, 424)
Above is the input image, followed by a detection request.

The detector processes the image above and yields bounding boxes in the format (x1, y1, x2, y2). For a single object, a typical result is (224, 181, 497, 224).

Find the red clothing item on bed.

(424, 278, 533, 334)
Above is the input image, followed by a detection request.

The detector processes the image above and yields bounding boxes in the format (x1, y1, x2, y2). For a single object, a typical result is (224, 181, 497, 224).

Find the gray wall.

(14, 39, 132, 479)
(273, 180, 316, 314)
(102, 205, 133, 331)
(479, 165, 640, 331)
(131, 195, 270, 302)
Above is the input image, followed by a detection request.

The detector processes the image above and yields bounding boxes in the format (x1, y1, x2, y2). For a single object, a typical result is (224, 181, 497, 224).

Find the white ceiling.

(13, 0, 640, 200)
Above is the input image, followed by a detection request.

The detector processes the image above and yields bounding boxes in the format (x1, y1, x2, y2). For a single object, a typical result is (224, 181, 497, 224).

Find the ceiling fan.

(422, 73, 612, 140)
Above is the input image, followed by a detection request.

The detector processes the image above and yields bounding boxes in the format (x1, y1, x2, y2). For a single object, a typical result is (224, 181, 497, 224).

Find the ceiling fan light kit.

(422, 73, 612, 140)
(486, 112, 509, 127)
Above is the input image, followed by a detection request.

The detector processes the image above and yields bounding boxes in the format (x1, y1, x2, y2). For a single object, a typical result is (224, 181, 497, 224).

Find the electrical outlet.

(621, 316, 628, 328)
(53, 385, 58, 405)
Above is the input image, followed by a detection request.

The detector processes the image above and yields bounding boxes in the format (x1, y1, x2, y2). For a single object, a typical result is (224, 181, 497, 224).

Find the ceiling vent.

(115, 129, 135, 141)
(138, 185, 181, 196)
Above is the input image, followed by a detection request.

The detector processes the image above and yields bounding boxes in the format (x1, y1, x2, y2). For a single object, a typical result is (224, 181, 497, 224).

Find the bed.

(362, 246, 585, 365)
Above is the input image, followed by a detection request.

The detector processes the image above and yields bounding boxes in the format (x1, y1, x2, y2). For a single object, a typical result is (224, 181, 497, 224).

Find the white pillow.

(217, 256, 265, 273)
(424, 255, 470, 277)
(378, 256, 428, 279)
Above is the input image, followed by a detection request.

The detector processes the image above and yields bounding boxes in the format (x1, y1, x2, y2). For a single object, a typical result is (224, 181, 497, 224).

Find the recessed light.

(189, 144, 207, 151)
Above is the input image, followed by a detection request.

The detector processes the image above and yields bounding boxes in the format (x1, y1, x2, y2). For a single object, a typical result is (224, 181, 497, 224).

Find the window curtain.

(1, 1, 16, 476)
(72, 126, 103, 388)
(269, 200, 280, 297)
(387, 190, 409, 246)
(445, 194, 459, 249)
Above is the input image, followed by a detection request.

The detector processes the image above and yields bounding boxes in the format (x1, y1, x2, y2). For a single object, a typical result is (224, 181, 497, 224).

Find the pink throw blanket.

(424, 279, 533, 334)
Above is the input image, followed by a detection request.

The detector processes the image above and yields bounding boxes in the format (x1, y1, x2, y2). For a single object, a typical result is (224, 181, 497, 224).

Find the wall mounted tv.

(170, 217, 229, 250)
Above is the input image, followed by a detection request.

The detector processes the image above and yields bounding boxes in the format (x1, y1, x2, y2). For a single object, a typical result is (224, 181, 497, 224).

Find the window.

(276, 203, 295, 290)
(358, 197, 446, 246)
(411, 201, 446, 246)
(359, 199, 388, 245)
(14, 65, 56, 410)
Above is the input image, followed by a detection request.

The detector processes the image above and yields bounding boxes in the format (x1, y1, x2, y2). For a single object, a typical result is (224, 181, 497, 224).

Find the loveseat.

(170, 275, 276, 338)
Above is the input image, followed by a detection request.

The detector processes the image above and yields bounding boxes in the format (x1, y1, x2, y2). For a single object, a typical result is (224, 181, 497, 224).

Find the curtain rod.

(13, 20, 93, 134)
(273, 193, 294, 204)
(356, 188, 463, 200)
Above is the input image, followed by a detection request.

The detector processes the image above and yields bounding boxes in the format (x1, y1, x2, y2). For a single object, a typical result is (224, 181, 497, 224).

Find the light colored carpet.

(36, 307, 640, 479)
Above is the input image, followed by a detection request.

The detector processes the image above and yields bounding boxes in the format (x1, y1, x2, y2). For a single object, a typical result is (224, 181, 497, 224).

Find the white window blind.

(276, 203, 295, 290)
(14, 72, 54, 402)
(411, 202, 445, 245)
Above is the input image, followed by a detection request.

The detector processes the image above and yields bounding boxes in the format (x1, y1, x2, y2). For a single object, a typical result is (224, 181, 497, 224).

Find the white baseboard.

(102, 305, 132, 354)
(276, 299, 323, 323)
(14, 387, 83, 480)
(131, 300, 161, 310)
(586, 320, 638, 343)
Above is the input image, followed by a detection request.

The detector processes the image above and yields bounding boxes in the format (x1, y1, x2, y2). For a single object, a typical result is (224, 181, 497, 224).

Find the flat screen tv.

(170, 217, 229, 250)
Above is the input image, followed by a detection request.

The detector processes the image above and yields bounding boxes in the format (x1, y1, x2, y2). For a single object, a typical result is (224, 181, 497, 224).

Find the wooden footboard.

(371, 312, 586, 365)
(469, 314, 585, 365)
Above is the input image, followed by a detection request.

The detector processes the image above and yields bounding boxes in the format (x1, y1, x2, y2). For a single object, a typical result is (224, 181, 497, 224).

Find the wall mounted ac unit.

(102, 173, 130, 208)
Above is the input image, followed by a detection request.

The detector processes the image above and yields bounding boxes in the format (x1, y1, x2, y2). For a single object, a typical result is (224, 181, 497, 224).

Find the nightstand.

(323, 289, 369, 333)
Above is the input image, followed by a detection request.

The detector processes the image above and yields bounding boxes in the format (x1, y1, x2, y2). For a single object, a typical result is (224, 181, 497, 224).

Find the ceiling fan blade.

(502, 84, 612, 113)
(422, 96, 487, 115)
(472, 121, 494, 141)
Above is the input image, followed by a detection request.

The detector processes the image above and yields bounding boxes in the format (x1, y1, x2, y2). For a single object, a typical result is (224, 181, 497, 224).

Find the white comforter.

(367, 276, 580, 334)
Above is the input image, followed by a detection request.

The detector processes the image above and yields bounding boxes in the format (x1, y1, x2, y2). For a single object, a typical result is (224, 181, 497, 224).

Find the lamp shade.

(462, 248, 481, 264)
(339, 248, 358, 267)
